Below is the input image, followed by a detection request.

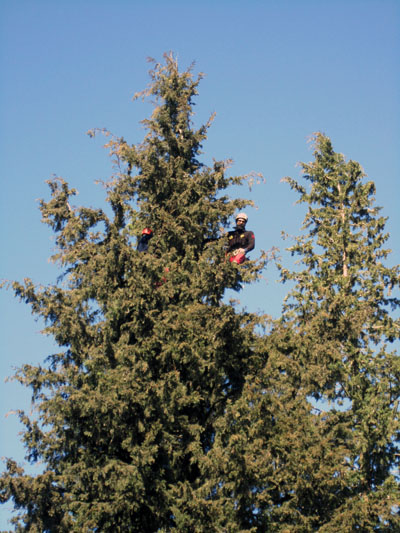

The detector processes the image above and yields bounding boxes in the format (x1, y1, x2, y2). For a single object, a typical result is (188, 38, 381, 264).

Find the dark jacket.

(137, 234, 152, 252)
(227, 227, 255, 254)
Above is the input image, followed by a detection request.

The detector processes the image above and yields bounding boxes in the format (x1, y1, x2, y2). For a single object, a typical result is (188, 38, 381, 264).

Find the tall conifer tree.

(279, 134, 400, 530)
(0, 54, 267, 532)
(211, 133, 400, 531)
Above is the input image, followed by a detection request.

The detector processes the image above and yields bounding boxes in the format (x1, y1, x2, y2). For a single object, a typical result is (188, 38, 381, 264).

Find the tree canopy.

(1, 55, 399, 532)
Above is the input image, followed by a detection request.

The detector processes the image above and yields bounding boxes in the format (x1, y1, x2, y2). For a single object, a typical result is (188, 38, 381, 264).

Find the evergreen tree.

(3, 56, 399, 532)
(279, 134, 400, 531)
(0, 54, 268, 532)
(210, 133, 400, 531)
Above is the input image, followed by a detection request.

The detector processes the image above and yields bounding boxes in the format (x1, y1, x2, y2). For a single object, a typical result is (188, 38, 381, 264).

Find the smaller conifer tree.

(278, 133, 400, 530)
(205, 133, 400, 531)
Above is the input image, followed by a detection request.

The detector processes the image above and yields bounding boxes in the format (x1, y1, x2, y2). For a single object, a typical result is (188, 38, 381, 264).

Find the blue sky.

(1, 0, 399, 527)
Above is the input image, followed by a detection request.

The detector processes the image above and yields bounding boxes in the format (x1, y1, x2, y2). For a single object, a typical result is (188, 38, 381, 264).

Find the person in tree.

(137, 227, 153, 252)
(136, 227, 169, 286)
(227, 212, 255, 263)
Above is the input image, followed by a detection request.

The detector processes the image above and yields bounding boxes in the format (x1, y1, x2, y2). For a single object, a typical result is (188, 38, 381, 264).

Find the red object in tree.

(229, 252, 246, 264)
(155, 267, 170, 288)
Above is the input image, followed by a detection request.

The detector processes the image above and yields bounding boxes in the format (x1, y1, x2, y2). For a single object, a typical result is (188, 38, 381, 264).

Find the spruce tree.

(211, 133, 399, 531)
(0, 54, 268, 532)
(279, 134, 400, 531)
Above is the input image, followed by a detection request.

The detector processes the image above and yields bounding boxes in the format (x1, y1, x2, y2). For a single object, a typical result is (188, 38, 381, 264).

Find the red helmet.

(142, 228, 153, 235)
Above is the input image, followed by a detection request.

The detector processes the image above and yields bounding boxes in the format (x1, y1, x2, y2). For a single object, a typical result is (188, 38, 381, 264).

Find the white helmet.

(235, 212, 248, 222)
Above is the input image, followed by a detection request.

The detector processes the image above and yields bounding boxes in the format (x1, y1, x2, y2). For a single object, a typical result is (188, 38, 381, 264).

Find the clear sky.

(0, 0, 399, 527)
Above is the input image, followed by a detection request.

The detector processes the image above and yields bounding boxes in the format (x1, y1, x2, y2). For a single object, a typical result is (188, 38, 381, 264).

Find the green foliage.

(199, 134, 400, 531)
(1, 53, 267, 532)
(273, 133, 400, 529)
(1, 56, 399, 532)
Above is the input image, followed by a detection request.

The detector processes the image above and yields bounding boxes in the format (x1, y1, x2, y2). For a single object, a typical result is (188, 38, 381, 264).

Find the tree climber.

(136, 227, 169, 286)
(137, 228, 153, 252)
(227, 213, 255, 264)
